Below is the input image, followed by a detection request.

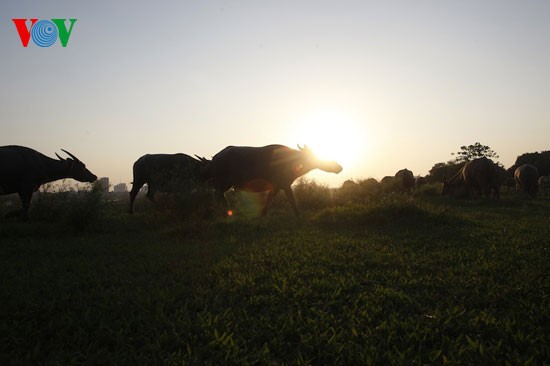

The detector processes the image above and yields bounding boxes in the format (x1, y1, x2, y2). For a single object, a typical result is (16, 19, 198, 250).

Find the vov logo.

(12, 18, 77, 47)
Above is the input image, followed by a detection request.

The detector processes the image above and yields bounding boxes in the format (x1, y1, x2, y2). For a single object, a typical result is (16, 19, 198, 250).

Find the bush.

(335, 178, 381, 204)
(0, 195, 20, 218)
(292, 178, 333, 210)
(414, 182, 442, 197)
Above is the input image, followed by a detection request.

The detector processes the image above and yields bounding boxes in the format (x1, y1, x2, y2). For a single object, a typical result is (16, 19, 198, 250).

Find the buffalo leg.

(146, 185, 156, 203)
(283, 187, 299, 216)
(214, 184, 232, 216)
(214, 189, 226, 207)
(128, 181, 145, 214)
(18, 190, 33, 221)
(261, 189, 280, 216)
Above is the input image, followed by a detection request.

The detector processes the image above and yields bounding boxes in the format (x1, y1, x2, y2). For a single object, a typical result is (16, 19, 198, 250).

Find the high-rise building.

(113, 183, 128, 193)
(97, 177, 110, 192)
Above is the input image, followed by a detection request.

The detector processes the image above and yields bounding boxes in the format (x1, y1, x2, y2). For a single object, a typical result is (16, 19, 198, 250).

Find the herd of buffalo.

(0, 144, 548, 220)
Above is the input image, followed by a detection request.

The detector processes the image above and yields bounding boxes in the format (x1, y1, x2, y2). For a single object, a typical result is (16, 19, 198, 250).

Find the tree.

(427, 161, 464, 183)
(452, 142, 499, 164)
(508, 151, 550, 177)
(428, 142, 501, 183)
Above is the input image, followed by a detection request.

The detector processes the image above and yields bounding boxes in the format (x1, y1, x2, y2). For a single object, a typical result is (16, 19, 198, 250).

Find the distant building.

(97, 177, 110, 192)
(113, 183, 128, 193)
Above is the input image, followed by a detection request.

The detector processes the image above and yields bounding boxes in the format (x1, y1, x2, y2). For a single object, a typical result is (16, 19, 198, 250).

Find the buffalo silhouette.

(514, 164, 539, 198)
(443, 157, 500, 198)
(128, 153, 210, 214)
(0, 145, 97, 220)
(209, 144, 342, 216)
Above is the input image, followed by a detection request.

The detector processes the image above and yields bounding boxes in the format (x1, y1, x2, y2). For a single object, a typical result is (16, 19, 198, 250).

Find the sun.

(290, 108, 365, 168)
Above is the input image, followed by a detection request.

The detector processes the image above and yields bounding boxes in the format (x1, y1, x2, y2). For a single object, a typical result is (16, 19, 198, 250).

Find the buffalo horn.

(61, 149, 81, 162)
(195, 155, 209, 163)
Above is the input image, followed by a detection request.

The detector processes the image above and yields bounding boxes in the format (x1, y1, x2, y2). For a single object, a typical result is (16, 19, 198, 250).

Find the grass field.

(1, 187, 549, 365)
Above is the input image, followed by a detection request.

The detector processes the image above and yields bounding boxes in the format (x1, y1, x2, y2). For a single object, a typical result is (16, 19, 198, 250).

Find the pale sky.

(1, 0, 549, 187)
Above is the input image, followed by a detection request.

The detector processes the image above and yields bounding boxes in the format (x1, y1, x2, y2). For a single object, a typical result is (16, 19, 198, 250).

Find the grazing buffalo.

(0, 145, 97, 220)
(209, 144, 342, 216)
(514, 164, 539, 198)
(443, 157, 500, 198)
(128, 153, 210, 213)
(395, 169, 415, 192)
(539, 176, 550, 196)
(359, 178, 381, 196)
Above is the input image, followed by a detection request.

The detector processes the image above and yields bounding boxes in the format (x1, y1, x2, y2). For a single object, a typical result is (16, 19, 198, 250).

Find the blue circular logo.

(31, 20, 58, 47)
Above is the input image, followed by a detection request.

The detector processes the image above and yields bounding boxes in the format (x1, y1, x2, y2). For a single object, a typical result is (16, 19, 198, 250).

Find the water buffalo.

(539, 176, 550, 196)
(395, 169, 415, 192)
(209, 144, 342, 216)
(0, 145, 97, 220)
(514, 164, 539, 198)
(443, 157, 500, 198)
(380, 176, 396, 192)
(129, 153, 210, 213)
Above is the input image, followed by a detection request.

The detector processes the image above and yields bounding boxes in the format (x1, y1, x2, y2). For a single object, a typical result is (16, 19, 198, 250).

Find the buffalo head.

(194, 155, 212, 182)
(56, 149, 97, 183)
(297, 144, 343, 174)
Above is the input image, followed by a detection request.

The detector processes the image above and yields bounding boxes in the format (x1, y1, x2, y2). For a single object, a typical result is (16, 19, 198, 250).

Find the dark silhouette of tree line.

(427, 142, 549, 183)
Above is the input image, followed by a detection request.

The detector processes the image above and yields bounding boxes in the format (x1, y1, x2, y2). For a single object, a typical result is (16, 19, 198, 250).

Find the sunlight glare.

(291, 108, 366, 169)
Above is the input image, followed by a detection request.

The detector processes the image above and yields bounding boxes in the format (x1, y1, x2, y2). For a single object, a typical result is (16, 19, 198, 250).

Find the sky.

(1, 0, 549, 187)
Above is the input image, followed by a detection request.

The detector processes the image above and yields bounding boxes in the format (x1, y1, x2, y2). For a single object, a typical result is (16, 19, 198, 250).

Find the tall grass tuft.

(31, 180, 104, 232)
(312, 194, 446, 229)
(413, 182, 442, 197)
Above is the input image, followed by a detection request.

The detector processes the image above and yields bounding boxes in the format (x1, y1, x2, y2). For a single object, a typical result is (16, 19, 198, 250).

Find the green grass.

(1, 191, 549, 365)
